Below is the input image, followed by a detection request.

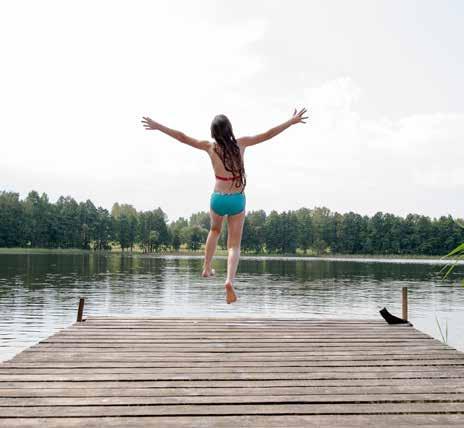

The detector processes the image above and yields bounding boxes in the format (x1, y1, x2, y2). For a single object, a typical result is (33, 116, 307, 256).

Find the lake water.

(1, 252, 463, 362)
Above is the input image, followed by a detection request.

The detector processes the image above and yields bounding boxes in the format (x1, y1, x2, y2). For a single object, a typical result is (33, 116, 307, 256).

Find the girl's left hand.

(290, 107, 309, 125)
(141, 116, 161, 130)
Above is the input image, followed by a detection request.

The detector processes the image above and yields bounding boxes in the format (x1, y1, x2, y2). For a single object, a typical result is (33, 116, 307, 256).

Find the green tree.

(311, 207, 333, 254)
(281, 211, 298, 253)
(264, 210, 281, 253)
(94, 207, 112, 250)
(0, 191, 25, 247)
(242, 210, 266, 253)
(55, 196, 81, 248)
(296, 208, 313, 254)
(23, 191, 53, 247)
(112, 203, 139, 251)
(138, 208, 169, 252)
(189, 211, 210, 230)
(186, 225, 208, 251)
(334, 212, 363, 254)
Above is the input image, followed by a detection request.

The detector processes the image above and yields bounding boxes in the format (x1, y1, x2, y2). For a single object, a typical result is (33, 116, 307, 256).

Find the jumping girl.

(141, 107, 308, 304)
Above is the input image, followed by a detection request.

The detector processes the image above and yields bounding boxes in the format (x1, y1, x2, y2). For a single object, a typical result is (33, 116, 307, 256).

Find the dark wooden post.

(402, 287, 408, 321)
(77, 298, 85, 322)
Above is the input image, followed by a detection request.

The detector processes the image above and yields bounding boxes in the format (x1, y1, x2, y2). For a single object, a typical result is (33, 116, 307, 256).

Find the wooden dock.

(1, 317, 464, 427)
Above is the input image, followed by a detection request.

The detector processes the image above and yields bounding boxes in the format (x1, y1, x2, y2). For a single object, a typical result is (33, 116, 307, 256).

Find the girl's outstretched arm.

(141, 116, 210, 151)
(238, 107, 309, 148)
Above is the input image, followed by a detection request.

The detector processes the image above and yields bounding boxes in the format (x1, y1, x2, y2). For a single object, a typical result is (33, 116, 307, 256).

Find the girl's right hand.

(291, 107, 309, 125)
(141, 116, 161, 131)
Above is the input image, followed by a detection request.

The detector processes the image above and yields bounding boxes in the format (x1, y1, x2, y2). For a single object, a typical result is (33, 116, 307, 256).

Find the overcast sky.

(1, 0, 463, 222)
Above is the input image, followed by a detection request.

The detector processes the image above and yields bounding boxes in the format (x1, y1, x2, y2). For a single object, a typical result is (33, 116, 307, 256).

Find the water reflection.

(0, 253, 463, 362)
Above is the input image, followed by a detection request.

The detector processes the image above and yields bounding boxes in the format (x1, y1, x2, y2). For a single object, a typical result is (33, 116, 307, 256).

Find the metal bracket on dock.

(379, 287, 413, 326)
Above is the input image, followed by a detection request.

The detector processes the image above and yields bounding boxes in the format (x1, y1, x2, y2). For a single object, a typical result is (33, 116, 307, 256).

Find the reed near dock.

(1, 316, 464, 427)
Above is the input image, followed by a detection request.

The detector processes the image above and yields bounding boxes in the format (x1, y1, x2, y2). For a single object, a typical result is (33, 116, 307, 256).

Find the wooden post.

(402, 287, 408, 321)
(77, 298, 85, 322)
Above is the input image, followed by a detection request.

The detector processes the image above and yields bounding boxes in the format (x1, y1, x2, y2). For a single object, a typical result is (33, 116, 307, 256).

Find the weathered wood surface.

(1, 317, 464, 427)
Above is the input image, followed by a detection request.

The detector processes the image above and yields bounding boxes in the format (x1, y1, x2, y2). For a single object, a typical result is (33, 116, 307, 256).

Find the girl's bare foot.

(201, 267, 215, 277)
(225, 281, 237, 304)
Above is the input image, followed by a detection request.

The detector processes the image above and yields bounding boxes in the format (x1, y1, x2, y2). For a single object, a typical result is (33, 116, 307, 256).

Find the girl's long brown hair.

(210, 114, 246, 192)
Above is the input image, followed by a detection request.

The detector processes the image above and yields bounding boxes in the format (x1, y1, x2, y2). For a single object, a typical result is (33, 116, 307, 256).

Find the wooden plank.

(73, 329, 406, 332)
(2, 364, 464, 375)
(12, 347, 458, 357)
(70, 322, 401, 326)
(79, 323, 392, 328)
(47, 336, 432, 342)
(20, 349, 451, 356)
(13, 351, 460, 363)
(22, 342, 448, 350)
(4, 359, 464, 370)
(6, 352, 464, 364)
(6, 363, 464, 373)
(80, 318, 383, 321)
(53, 328, 426, 333)
(46, 333, 433, 339)
(2, 377, 463, 389)
(2, 402, 464, 417)
(34, 333, 448, 340)
(81, 319, 381, 322)
(3, 392, 464, 406)
(66, 319, 411, 324)
(68, 327, 402, 332)
(1, 370, 464, 382)
(12, 347, 459, 357)
(57, 330, 418, 336)
(2, 384, 464, 398)
(73, 318, 401, 322)
(78, 322, 392, 326)
(37, 336, 441, 343)
(3, 414, 464, 428)
(30, 342, 444, 350)
(67, 327, 408, 332)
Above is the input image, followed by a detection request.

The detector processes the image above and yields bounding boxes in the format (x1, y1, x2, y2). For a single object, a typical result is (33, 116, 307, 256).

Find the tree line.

(0, 190, 463, 256)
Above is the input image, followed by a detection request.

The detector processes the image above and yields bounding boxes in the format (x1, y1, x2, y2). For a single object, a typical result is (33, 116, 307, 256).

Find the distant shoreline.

(0, 247, 460, 262)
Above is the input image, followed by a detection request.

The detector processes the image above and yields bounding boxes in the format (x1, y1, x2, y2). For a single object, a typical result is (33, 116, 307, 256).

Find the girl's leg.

(224, 210, 245, 304)
(202, 209, 224, 277)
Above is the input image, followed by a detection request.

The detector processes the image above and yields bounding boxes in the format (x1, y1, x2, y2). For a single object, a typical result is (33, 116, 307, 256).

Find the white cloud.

(245, 77, 464, 218)
(0, 2, 462, 220)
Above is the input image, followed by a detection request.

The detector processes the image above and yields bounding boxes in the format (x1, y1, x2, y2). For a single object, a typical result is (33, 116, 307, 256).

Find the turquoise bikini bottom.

(210, 191, 246, 216)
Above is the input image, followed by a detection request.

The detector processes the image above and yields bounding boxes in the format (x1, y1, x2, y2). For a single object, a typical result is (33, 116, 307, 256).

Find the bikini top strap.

(215, 175, 240, 181)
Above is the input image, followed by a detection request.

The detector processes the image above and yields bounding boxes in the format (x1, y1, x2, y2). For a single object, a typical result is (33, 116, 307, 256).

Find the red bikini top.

(215, 175, 241, 181)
